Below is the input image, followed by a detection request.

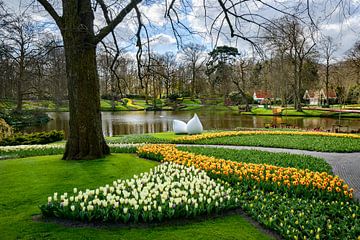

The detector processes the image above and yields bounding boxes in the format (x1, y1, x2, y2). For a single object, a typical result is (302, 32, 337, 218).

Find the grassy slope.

(0, 154, 272, 240)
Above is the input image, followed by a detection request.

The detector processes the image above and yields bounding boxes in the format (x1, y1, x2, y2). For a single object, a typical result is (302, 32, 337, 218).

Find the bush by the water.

(0, 130, 64, 146)
(0, 110, 50, 129)
(0, 118, 13, 141)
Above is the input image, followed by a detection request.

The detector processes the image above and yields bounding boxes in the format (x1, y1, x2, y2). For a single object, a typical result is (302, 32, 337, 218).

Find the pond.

(25, 110, 360, 138)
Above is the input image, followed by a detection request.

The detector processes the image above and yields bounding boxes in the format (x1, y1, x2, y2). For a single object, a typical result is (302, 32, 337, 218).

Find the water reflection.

(25, 110, 360, 138)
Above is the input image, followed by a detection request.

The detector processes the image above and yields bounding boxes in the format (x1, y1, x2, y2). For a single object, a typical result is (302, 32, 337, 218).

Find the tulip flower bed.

(178, 146, 332, 173)
(175, 131, 360, 152)
(237, 187, 360, 240)
(176, 130, 360, 141)
(137, 144, 360, 239)
(137, 145, 353, 200)
(40, 162, 239, 223)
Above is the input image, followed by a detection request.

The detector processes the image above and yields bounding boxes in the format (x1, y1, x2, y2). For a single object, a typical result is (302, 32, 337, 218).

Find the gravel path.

(178, 144, 360, 199)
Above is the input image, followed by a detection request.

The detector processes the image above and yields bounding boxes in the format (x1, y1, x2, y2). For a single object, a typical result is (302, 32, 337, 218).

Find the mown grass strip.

(178, 146, 332, 173)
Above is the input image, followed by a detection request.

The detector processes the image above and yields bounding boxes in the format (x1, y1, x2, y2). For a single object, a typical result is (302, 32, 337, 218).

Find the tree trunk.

(16, 54, 24, 112)
(325, 59, 330, 106)
(191, 63, 196, 100)
(16, 75, 22, 111)
(62, 0, 109, 160)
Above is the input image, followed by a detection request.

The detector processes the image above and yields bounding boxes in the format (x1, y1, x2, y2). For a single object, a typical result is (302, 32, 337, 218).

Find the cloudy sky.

(5, 0, 360, 60)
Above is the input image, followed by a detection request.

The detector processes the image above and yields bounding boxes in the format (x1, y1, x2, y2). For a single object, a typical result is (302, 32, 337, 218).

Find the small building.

(303, 89, 337, 105)
(253, 90, 273, 103)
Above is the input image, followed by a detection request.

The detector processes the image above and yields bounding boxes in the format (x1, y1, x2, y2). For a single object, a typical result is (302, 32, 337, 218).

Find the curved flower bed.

(137, 144, 360, 239)
(40, 162, 239, 223)
(138, 145, 354, 200)
(175, 130, 360, 142)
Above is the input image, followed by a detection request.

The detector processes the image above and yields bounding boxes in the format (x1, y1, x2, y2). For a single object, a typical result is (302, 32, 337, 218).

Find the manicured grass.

(112, 131, 360, 152)
(190, 134, 360, 152)
(182, 99, 202, 105)
(107, 134, 169, 144)
(148, 131, 182, 140)
(179, 146, 332, 173)
(243, 107, 360, 118)
(0, 154, 273, 240)
(250, 108, 274, 115)
(180, 105, 202, 111)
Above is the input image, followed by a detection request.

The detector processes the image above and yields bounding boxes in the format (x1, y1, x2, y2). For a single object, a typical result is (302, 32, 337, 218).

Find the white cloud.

(140, 3, 166, 26)
(149, 33, 176, 46)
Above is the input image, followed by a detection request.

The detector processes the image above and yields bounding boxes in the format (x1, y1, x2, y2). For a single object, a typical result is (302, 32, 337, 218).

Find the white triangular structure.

(173, 120, 188, 134)
(186, 113, 203, 134)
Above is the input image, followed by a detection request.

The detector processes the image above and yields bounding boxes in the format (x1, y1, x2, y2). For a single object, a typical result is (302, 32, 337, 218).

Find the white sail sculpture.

(186, 113, 203, 134)
(172, 120, 188, 134)
(173, 113, 203, 134)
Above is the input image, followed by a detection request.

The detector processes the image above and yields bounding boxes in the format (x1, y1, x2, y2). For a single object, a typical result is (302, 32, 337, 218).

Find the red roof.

(254, 90, 272, 99)
(325, 90, 337, 98)
(306, 90, 318, 98)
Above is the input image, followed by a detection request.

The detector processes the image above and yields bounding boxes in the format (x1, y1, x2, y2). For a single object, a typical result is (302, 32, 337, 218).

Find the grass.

(249, 108, 274, 115)
(110, 131, 360, 152)
(244, 107, 360, 118)
(0, 154, 273, 240)
(178, 146, 332, 173)
(190, 134, 360, 152)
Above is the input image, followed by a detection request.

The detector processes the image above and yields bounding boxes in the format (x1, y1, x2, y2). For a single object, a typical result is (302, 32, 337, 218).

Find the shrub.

(0, 130, 64, 146)
(0, 110, 50, 129)
(0, 118, 13, 141)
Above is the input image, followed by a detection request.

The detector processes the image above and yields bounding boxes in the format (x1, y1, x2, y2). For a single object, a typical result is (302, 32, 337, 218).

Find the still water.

(27, 110, 360, 138)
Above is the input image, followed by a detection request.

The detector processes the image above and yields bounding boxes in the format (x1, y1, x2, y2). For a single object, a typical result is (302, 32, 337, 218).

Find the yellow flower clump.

(175, 130, 360, 142)
(137, 144, 354, 199)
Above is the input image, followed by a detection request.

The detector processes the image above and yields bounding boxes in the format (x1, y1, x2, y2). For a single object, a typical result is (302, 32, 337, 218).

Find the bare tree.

(181, 43, 206, 99)
(319, 36, 337, 106)
(35, 0, 149, 159)
(347, 40, 360, 85)
(266, 17, 317, 111)
(0, 12, 43, 111)
(232, 54, 251, 111)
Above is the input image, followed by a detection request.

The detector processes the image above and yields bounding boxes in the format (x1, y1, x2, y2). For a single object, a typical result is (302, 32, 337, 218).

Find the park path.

(177, 144, 360, 199)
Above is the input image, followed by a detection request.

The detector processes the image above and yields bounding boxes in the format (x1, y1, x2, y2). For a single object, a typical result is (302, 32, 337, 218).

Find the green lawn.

(0, 154, 273, 240)
(186, 134, 360, 152)
(110, 131, 360, 152)
(243, 107, 360, 118)
(179, 146, 332, 173)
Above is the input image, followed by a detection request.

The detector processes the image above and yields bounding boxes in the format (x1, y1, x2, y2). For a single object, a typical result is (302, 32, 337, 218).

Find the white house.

(303, 89, 337, 105)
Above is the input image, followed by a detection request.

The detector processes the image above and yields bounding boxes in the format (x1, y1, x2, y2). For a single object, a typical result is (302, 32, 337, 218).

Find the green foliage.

(178, 146, 332, 173)
(0, 110, 50, 129)
(236, 186, 360, 240)
(0, 118, 13, 141)
(189, 134, 360, 152)
(0, 130, 64, 146)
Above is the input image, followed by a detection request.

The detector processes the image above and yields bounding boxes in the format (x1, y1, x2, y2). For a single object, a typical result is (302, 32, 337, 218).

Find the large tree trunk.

(62, 40, 109, 160)
(62, 0, 109, 160)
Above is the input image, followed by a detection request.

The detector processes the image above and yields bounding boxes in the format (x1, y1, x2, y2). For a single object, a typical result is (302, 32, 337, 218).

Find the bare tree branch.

(94, 0, 142, 44)
(36, 0, 63, 28)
